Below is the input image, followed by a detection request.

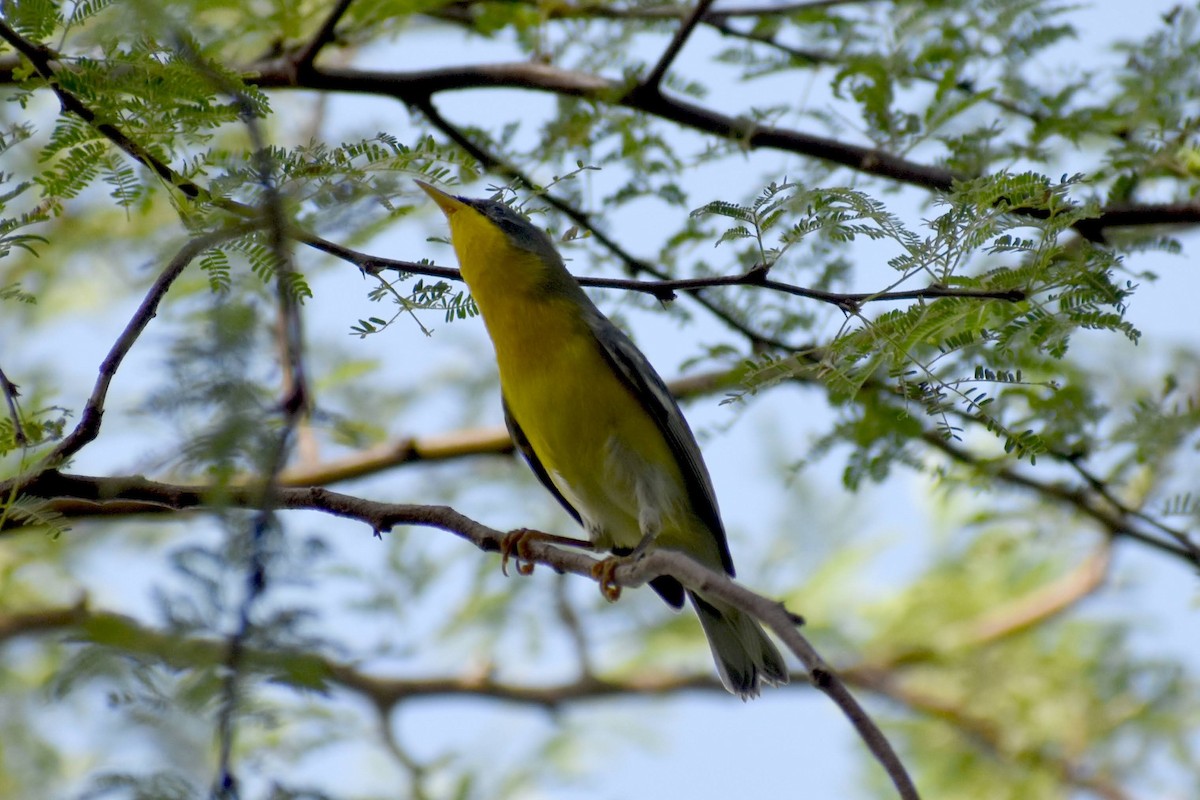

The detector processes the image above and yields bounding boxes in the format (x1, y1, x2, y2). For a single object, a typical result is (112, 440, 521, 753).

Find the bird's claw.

(500, 528, 540, 577)
(590, 557, 624, 602)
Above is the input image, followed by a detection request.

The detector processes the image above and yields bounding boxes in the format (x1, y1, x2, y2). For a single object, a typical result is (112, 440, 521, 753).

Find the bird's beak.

(415, 179, 468, 218)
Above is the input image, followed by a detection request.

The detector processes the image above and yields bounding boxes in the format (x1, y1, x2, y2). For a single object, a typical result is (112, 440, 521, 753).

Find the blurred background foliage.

(2, 0, 1199, 798)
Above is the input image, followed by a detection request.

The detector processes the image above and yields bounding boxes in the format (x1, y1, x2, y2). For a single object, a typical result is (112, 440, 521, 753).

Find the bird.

(415, 180, 789, 699)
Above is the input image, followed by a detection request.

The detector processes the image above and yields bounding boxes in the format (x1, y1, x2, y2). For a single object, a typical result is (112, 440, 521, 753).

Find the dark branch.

(2, 541, 1118, 800)
(921, 431, 1200, 565)
(410, 96, 798, 351)
(431, 0, 873, 25)
(307, 232, 1026, 309)
(575, 268, 1027, 308)
(252, 60, 959, 192)
(0, 364, 26, 447)
(0, 22, 204, 199)
(244, 60, 1200, 236)
(640, 0, 718, 92)
(4, 43, 1198, 236)
(294, 0, 357, 72)
(41, 228, 251, 470)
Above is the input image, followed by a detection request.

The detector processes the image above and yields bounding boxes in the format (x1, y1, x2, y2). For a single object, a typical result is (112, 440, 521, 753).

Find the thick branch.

(276, 369, 733, 486)
(253, 60, 958, 191)
(1, 370, 732, 520)
(0, 545, 1117, 797)
(953, 542, 1111, 648)
(245, 60, 1200, 236)
(3, 29, 1200, 235)
(4, 593, 1130, 798)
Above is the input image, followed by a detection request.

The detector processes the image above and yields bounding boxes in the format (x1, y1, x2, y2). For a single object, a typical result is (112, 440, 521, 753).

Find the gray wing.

(586, 308, 736, 577)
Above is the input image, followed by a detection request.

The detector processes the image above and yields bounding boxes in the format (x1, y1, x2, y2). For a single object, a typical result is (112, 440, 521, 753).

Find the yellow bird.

(416, 181, 788, 698)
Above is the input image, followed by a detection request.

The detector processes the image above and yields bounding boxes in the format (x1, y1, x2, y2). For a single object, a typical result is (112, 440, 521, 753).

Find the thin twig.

(42, 227, 253, 469)
(309, 230, 1027, 308)
(430, 0, 875, 25)
(704, 17, 1043, 123)
(0, 21, 204, 200)
(640, 0, 718, 92)
(294, 0, 358, 72)
(921, 432, 1198, 565)
(0, 365, 27, 447)
(375, 705, 432, 800)
(554, 573, 595, 677)
(624, 550, 919, 800)
(575, 267, 1027, 307)
(411, 96, 797, 351)
(1065, 457, 1200, 564)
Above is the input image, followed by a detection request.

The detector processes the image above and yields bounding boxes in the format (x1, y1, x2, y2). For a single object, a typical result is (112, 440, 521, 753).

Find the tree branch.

(40, 227, 252, 470)
(245, 60, 1200, 236)
(922, 431, 1200, 565)
(639, 0, 718, 92)
(0, 22, 206, 201)
(0, 363, 26, 447)
(952, 542, 1111, 648)
(326, 229, 1026, 309)
(847, 667, 1133, 800)
(254, 60, 959, 191)
(3, 16, 1195, 582)
(4, 27, 1200, 236)
(294, 0, 357, 73)
(6, 470, 920, 799)
(0, 539, 1121, 799)
(429, 0, 877, 25)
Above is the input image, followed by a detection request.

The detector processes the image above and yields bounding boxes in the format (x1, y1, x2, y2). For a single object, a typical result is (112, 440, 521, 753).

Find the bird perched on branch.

(416, 180, 788, 698)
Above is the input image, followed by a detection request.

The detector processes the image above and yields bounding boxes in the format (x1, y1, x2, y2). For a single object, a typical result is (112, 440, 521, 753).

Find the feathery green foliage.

(1, 1, 1199, 799)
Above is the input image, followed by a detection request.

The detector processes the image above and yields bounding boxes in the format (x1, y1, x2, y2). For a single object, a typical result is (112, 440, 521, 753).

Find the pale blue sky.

(4, 2, 1199, 798)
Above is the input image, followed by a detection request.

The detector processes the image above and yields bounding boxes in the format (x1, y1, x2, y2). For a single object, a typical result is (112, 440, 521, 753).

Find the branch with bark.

(6, 469, 920, 798)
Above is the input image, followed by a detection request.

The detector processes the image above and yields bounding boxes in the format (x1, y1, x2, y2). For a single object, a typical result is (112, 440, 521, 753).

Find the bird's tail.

(689, 591, 789, 700)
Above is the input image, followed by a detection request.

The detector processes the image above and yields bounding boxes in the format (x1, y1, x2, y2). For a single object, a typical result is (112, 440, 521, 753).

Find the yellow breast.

(446, 203, 687, 550)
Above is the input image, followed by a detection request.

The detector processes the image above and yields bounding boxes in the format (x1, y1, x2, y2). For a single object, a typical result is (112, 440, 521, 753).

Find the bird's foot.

(590, 555, 633, 602)
(500, 529, 591, 577)
(591, 534, 658, 602)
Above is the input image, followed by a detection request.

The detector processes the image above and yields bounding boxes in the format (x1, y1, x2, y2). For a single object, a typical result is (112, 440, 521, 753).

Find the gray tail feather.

(688, 590, 789, 700)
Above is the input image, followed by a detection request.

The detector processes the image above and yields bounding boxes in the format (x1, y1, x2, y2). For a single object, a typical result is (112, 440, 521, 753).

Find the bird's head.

(415, 180, 564, 293)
